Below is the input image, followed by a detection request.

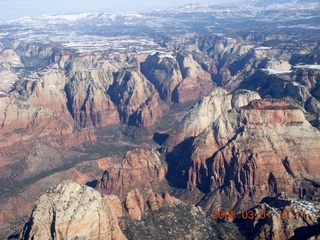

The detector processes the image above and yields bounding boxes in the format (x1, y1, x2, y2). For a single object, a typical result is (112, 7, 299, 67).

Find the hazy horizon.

(0, 0, 238, 21)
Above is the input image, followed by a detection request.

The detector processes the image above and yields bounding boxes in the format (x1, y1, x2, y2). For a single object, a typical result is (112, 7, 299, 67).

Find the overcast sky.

(0, 0, 237, 21)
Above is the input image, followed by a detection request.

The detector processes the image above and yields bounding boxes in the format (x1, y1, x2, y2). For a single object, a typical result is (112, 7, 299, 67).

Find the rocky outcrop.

(125, 189, 145, 220)
(104, 195, 124, 218)
(147, 189, 164, 211)
(167, 97, 320, 210)
(174, 54, 214, 103)
(66, 75, 120, 128)
(99, 148, 167, 194)
(108, 69, 167, 127)
(123, 188, 181, 220)
(140, 53, 183, 102)
(120, 190, 212, 240)
(265, 60, 291, 70)
(0, 49, 24, 69)
(164, 88, 260, 155)
(19, 180, 125, 240)
(64, 60, 120, 128)
(236, 194, 320, 240)
(140, 52, 214, 104)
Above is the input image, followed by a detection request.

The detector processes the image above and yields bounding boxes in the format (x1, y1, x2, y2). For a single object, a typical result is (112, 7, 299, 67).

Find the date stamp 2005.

(212, 209, 308, 220)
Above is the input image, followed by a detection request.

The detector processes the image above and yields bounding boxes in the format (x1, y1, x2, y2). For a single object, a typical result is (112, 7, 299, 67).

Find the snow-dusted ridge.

(0, 1, 319, 54)
(294, 65, 320, 70)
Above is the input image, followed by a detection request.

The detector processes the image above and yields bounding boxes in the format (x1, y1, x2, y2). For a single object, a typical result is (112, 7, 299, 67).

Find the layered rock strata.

(99, 148, 167, 195)
(140, 52, 214, 103)
(166, 96, 320, 210)
(164, 88, 261, 157)
(19, 180, 126, 240)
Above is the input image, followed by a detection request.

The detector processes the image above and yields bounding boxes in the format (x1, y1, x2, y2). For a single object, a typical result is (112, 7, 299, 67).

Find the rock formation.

(164, 88, 261, 156)
(169, 98, 320, 211)
(1, 4, 320, 239)
(99, 148, 167, 194)
(146, 189, 164, 211)
(120, 190, 212, 240)
(104, 195, 124, 218)
(174, 53, 214, 103)
(236, 194, 320, 240)
(123, 188, 181, 220)
(140, 52, 214, 103)
(265, 60, 292, 71)
(125, 189, 145, 220)
(140, 53, 184, 102)
(108, 69, 167, 127)
(19, 180, 125, 240)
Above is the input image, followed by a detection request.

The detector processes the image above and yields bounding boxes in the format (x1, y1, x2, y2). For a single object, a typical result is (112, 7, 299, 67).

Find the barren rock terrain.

(1, 0, 320, 239)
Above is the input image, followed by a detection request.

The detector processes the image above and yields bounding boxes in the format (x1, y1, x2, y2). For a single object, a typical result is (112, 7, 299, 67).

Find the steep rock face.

(104, 195, 123, 218)
(140, 53, 183, 102)
(167, 98, 320, 209)
(164, 88, 261, 155)
(0, 69, 18, 92)
(63, 55, 167, 128)
(0, 48, 24, 68)
(147, 188, 164, 211)
(0, 49, 22, 92)
(135, 92, 167, 127)
(174, 54, 214, 103)
(99, 148, 167, 194)
(109, 69, 167, 127)
(65, 61, 120, 128)
(19, 180, 125, 240)
(0, 68, 100, 162)
(141, 52, 214, 104)
(15, 42, 54, 60)
(125, 189, 145, 220)
(0, 71, 74, 150)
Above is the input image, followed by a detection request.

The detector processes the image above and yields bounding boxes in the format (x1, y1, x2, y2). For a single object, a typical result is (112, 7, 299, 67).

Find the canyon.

(1, 0, 320, 239)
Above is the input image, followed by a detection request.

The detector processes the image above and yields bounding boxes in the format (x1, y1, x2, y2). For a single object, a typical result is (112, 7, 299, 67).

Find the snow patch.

(159, 54, 174, 59)
(24, 78, 37, 82)
(255, 46, 272, 50)
(294, 65, 320, 70)
(262, 69, 292, 75)
(291, 82, 304, 87)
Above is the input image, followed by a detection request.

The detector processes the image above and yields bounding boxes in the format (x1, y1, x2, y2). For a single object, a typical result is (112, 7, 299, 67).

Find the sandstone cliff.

(174, 53, 214, 103)
(140, 52, 183, 102)
(166, 97, 320, 210)
(140, 52, 214, 103)
(99, 148, 167, 195)
(164, 88, 261, 155)
(19, 180, 126, 240)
